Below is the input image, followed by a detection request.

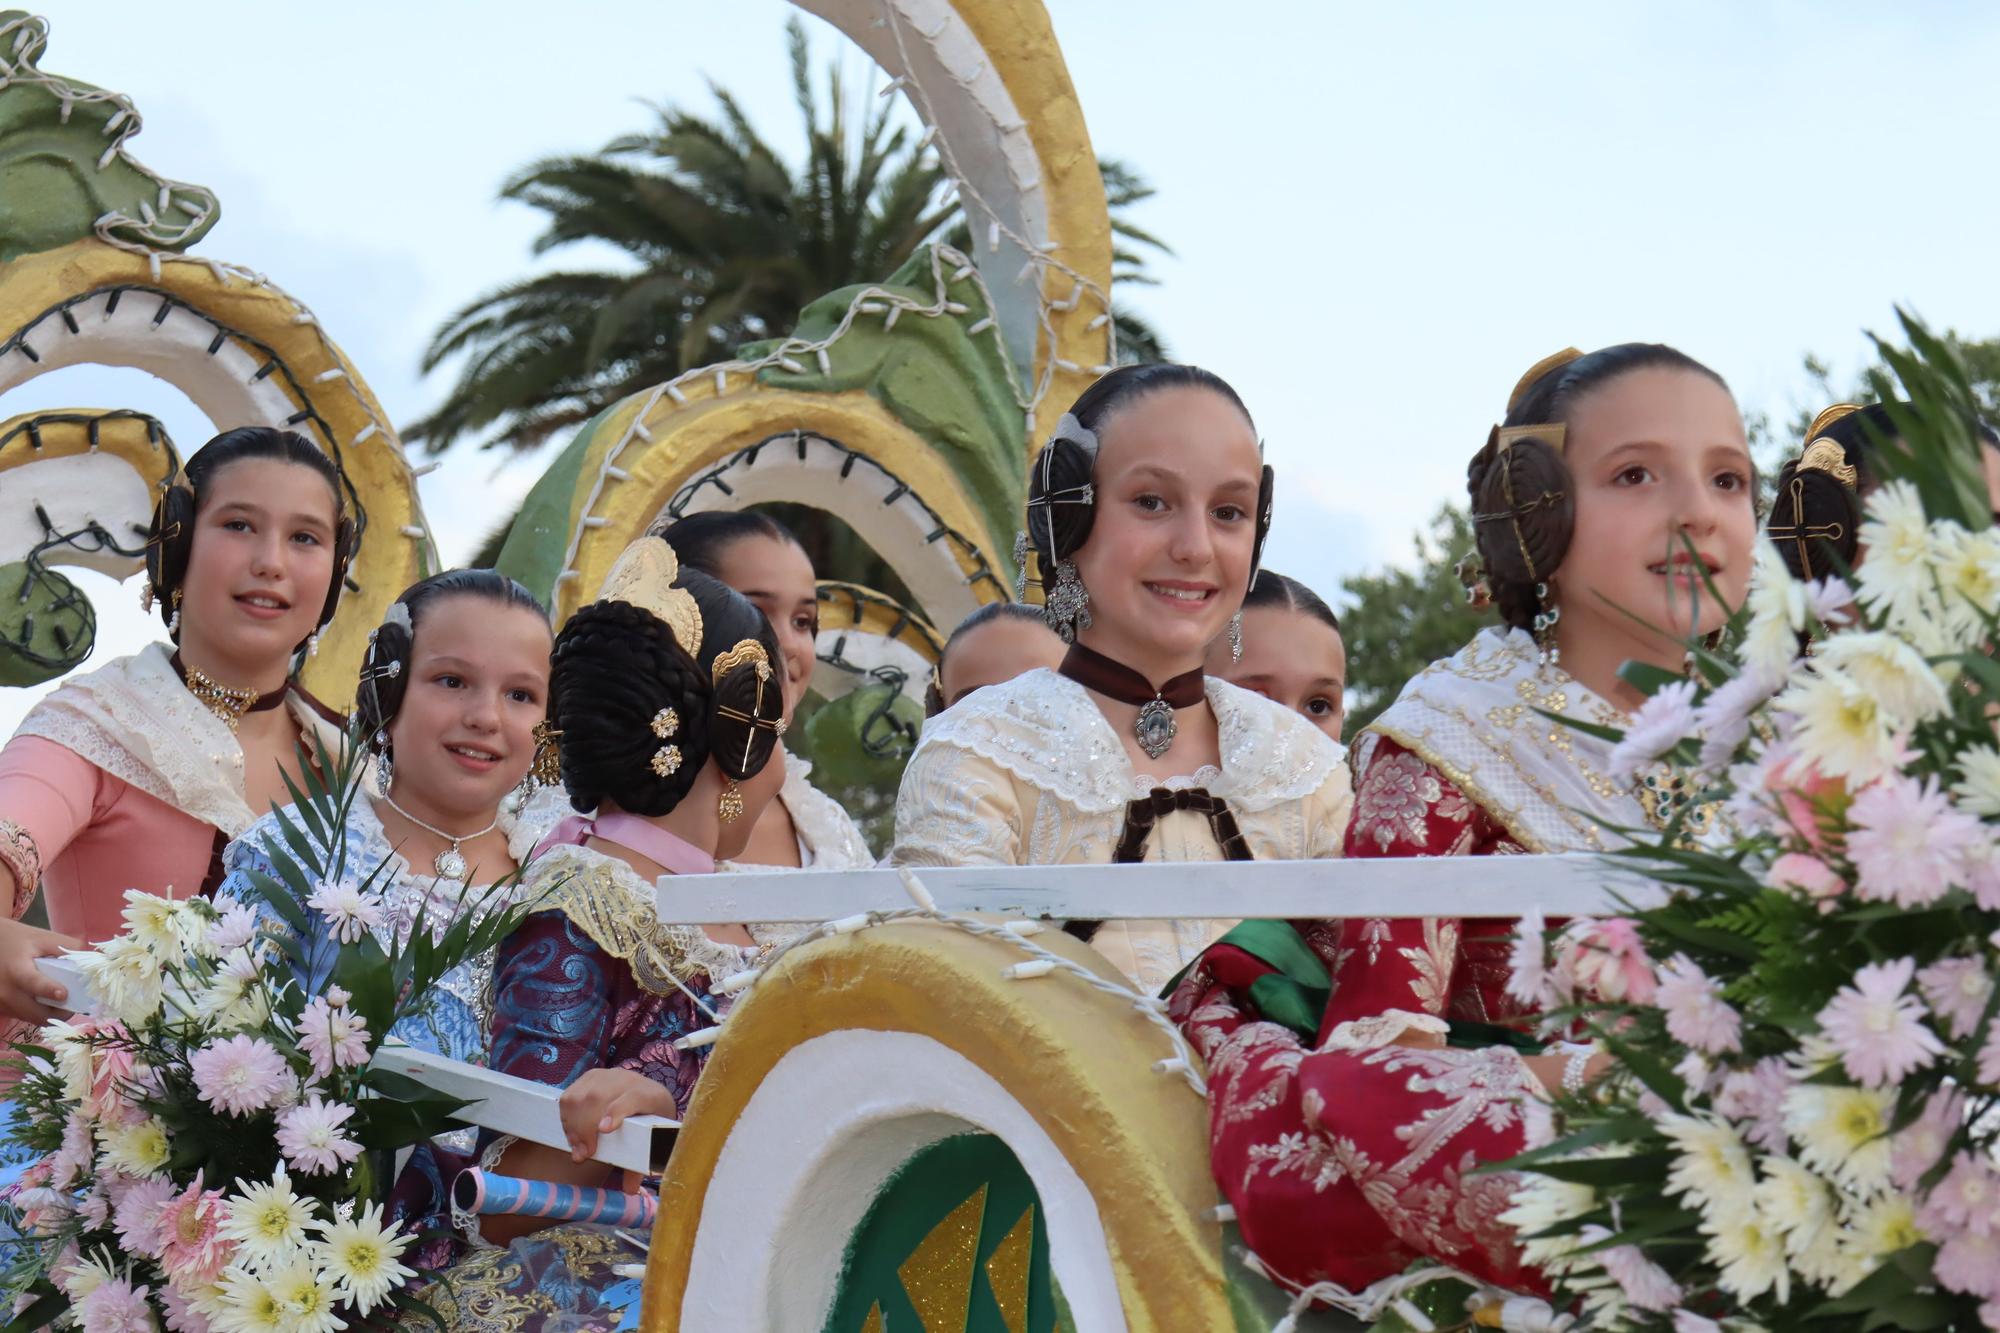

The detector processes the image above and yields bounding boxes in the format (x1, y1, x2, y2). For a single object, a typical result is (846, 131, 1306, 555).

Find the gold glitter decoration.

(652, 707, 680, 738)
(181, 663, 260, 732)
(859, 1306, 885, 1333)
(717, 778, 745, 824)
(898, 1184, 986, 1333)
(650, 745, 682, 778)
(983, 1205, 1034, 1333)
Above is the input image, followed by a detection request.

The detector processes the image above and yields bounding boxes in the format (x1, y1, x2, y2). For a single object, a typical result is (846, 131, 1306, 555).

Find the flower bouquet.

(0, 731, 532, 1331)
(1499, 315, 2000, 1332)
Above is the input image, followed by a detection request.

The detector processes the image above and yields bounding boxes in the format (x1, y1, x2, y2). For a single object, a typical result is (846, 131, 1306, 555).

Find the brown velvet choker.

(171, 652, 289, 732)
(1058, 643, 1204, 761)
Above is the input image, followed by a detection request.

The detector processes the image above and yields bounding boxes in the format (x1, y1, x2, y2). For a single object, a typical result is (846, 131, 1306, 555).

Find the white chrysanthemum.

(1499, 1173, 1597, 1270)
(42, 1019, 95, 1105)
(1840, 1193, 1924, 1273)
(73, 937, 165, 1026)
(1703, 1199, 1790, 1304)
(1660, 1114, 1757, 1221)
(210, 1264, 287, 1333)
(1742, 542, 1811, 678)
(261, 1258, 343, 1333)
(312, 1201, 417, 1314)
(121, 889, 198, 958)
(1784, 1084, 1893, 1195)
(221, 1169, 316, 1269)
(1856, 479, 1941, 628)
(1772, 670, 1903, 785)
(1953, 745, 2000, 817)
(98, 1117, 171, 1178)
(1933, 522, 2000, 636)
(54, 1247, 117, 1301)
(198, 947, 270, 1029)
(1812, 632, 1950, 730)
(1754, 1155, 1836, 1257)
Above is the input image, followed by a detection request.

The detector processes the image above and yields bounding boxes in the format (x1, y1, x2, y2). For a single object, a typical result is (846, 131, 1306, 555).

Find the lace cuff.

(1320, 1008, 1449, 1052)
(0, 819, 40, 919)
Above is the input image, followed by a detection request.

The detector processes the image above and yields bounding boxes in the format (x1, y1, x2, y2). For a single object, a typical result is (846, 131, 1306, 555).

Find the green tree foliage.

(1335, 503, 1492, 738)
(409, 18, 1169, 456)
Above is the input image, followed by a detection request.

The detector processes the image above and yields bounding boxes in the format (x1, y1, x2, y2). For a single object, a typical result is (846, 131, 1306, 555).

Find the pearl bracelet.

(1561, 1048, 1593, 1096)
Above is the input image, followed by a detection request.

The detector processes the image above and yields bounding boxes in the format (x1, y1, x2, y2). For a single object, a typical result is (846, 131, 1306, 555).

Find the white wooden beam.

(654, 853, 1664, 925)
(30, 956, 674, 1176)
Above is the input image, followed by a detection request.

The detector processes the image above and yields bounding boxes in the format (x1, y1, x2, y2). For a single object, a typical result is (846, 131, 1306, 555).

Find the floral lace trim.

(778, 753, 875, 868)
(1322, 1009, 1450, 1052)
(520, 845, 750, 998)
(915, 669, 1340, 815)
(0, 819, 39, 918)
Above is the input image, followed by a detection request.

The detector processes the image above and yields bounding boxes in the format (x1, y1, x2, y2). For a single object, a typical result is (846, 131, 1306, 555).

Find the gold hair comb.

(600, 537, 704, 658)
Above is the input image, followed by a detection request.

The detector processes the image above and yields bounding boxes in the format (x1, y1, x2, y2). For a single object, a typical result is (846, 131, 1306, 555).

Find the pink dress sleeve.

(0, 736, 109, 921)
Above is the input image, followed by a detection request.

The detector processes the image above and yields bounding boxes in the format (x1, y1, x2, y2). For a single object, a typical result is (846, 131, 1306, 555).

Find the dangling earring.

(1532, 581, 1562, 671)
(717, 778, 745, 824)
(1042, 560, 1092, 643)
(1227, 612, 1244, 663)
(166, 589, 182, 639)
(526, 722, 563, 792)
(373, 730, 394, 798)
(140, 579, 155, 613)
(306, 631, 320, 659)
(1012, 533, 1032, 601)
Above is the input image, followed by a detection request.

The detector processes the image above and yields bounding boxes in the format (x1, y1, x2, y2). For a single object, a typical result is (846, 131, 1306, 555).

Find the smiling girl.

(0, 426, 352, 1023)
(1172, 344, 1758, 1297)
(891, 364, 1352, 991)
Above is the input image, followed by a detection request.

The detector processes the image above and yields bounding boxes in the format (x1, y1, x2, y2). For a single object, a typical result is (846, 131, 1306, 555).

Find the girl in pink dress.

(1172, 344, 1759, 1299)
(0, 426, 351, 1023)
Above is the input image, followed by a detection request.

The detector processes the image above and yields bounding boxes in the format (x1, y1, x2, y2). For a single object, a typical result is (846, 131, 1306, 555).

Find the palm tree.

(408, 18, 1170, 454)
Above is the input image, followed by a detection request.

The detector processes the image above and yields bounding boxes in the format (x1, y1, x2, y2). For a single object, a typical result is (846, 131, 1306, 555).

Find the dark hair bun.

(1768, 461, 1861, 582)
(354, 569, 549, 744)
(1467, 432, 1574, 631)
(708, 636, 784, 782)
(550, 600, 713, 816)
(1024, 435, 1097, 568)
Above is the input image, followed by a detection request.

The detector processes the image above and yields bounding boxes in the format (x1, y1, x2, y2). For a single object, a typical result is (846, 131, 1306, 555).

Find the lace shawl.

(1363, 626, 1647, 853)
(14, 642, 343, 839)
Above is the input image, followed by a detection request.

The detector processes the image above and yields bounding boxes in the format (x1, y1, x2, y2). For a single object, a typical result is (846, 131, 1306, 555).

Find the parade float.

(6, 5, 2000, 1333)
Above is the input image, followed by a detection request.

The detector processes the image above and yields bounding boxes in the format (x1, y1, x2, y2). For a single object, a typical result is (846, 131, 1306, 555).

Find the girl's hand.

(557, 1068, 677, 1162)
(0, 916, 81, 1024)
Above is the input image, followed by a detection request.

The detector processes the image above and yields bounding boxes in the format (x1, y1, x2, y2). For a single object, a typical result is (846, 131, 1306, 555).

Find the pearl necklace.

(380, 790, 500, 881)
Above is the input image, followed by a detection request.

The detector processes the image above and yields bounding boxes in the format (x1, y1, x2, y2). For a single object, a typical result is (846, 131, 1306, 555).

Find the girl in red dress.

(1172, 344, 1760, 1298)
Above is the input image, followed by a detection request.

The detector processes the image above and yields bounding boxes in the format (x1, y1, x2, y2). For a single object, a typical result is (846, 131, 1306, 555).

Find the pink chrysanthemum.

(1595, 1232, 1683, 1312)
(305, 877, 386, 945)
(159, 1284, 212, 1333)
(297, 997, 371, 1080)
(1562, 918, 1658, 1005)
(1713, 1057, 1791, 1152)
(1815, 957, 1946, 1088)
(1505, 907, 1549, 1009)
(205, 895, 258, 954)
(1609, 680, 1699, 783)
(1654, 954, 1743, 1054)
(75, 1276, 155, 1333)
(275, 1095, 362, 1176)
(1918, 958, 1994, 1041)
(1936, 1229, 2000, 1300)
(1928, 1151, 2000, 1239)
(1846, 773, 1985, 907)
(189, 1033, 289, 1116)
(1769, 852, 1846, 910)
(1958, 838, 2000, 911)
(110, 1172, 174, 1259)
(1694, 667, 1784, 773)
(1894, 1086, 1967, 1192)
(156, 1172, 232, 1287)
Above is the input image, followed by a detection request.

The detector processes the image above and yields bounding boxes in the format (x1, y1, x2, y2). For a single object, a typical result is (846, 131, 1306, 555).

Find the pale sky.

(8, 0, 2000, 730)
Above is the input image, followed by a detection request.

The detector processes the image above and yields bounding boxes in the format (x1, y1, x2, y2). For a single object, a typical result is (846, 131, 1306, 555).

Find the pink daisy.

(189, 1034, 290, 1117)
(305, 878, 386, 945)
(205, 895, 258, 954)
(160, 1284, 212, 1333)
(1504, 907, 1549, 1009)
(1894, 1086, 1966, 1191)
(1937, 1229, 2000, 1300)
(275, 1096, 362, 1176)
(1654, 954, 1743, 1054)
(111, 1176, 176, 1256)
(1563, 918, 1658, 1005)
(1769, 852, 1846, 909)
(297, 997, 372, 1080)
(1713, 1057, 1791, 1152)
(155, 1173, 232, 1286)
(1958, 838, 2000, 911)
(1816, 957, 1947, 1087)
(1918, 958, 1994, 1040)
(75, 1276, 154, 1333)
(1929, 1152, 2000, 1238)
(1846, 773, 1985, 907)
(1609, 680, 1699, 783)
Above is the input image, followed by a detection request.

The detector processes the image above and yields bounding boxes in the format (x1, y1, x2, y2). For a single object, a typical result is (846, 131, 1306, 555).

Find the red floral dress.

(1169, 735, 1550, 1295)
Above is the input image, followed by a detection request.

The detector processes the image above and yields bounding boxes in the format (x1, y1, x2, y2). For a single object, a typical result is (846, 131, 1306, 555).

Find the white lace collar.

(778, 751, 874, 868)
(1365, 626, 1647, 853)
(15, 642, 344, 837)
(914, 667, 1344, 815)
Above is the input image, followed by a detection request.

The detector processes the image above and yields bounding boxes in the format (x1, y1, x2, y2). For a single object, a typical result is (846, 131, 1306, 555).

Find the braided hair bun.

(355, 569, 548, 744)
(1467, 343, 1729, 631)
(550, 566, 783, 817)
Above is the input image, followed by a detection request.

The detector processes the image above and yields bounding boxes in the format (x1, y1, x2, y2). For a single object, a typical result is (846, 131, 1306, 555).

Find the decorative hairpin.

(1796, 405, 1863, 488)
(601, 537, 704, 657)
(711, 639, 788, 769)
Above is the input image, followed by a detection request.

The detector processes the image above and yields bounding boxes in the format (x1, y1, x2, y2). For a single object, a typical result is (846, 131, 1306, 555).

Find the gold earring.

(717, 778, 745, 824)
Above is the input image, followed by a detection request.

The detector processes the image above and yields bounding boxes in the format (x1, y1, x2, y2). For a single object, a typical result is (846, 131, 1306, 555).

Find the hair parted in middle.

(548, 536, 786, 817)
(1465, 343, 1729, 632)
(1019, 363, 1276, 627)
(354, 568, 549, 746)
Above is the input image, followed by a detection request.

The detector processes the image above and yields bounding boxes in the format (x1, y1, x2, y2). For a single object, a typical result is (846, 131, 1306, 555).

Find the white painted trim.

(811, 626, 935, 707)
(0, 453, 153, 573)
(30, 957, 673, 1173)
(653, 853, 1663, 925)
(680, 1029, 1126, 1333)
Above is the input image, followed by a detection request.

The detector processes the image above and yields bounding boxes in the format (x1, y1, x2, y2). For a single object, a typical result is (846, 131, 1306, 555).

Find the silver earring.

(373, 731, 394, 798)
(1228, 612, 1244, 663)
(1532, 581, 1562, 670)
(1042, 560, 1092, 643)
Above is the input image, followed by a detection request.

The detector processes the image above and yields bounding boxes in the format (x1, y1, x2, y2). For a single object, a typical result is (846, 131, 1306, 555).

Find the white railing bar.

(655, 853, 1664, 925)
(31, 956, 675, 1176)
